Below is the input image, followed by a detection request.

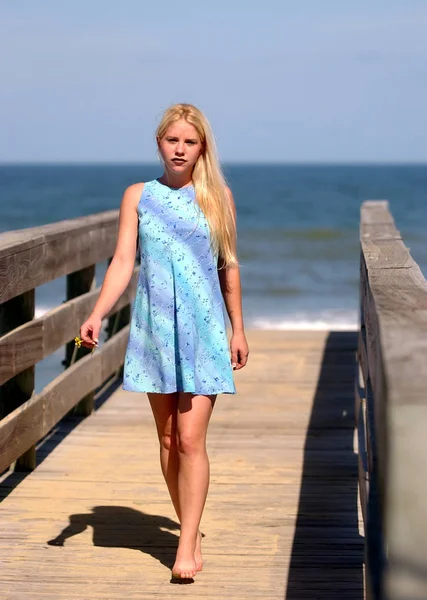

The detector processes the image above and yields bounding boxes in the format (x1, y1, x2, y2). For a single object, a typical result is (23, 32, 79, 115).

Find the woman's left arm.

(217, 187, 249, 371)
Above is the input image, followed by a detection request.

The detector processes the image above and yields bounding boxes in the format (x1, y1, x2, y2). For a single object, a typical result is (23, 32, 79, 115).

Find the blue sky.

(1, 2, 426, 162)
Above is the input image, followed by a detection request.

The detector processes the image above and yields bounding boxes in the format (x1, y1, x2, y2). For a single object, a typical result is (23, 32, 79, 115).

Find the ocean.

(1, 164, 426, 392)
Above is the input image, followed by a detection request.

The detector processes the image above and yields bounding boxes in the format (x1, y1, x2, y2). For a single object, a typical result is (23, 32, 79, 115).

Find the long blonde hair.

(156, 103, 238, 269)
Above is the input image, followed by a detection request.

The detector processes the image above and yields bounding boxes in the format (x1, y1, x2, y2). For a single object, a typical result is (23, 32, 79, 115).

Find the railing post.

(64, 265, 96, 416)
(0, 289, 37, 471)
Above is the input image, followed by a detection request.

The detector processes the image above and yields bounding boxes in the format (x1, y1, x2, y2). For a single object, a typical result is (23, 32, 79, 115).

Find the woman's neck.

(160, 168, 193, 189)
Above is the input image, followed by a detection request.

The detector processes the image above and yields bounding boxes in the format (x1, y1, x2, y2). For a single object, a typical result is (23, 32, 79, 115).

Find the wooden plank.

(0, 211, 119, 259)
(0, 211, 120, 304)
(64, 264, 97, 416)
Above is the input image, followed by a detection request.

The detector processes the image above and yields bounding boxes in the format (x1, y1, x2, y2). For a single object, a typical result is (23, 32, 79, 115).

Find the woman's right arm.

(79, 183, 144, 347)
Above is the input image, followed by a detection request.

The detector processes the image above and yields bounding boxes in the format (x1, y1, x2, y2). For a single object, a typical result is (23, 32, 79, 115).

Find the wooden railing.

(356, 201, 427, 600)
(0, 211, 139, 474)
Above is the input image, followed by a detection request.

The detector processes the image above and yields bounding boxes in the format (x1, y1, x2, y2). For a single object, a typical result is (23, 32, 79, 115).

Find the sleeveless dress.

(122, 179, 237, 395)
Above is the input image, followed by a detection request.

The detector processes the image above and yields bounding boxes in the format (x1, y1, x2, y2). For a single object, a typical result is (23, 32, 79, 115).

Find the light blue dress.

(122, 179, 236, 395)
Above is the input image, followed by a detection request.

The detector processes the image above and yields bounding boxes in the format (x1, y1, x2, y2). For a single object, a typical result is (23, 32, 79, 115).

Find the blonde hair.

(156, 103, 238, 269)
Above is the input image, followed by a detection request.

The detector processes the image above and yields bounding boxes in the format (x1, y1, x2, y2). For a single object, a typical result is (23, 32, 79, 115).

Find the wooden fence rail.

(0, 211, 138, 474)
(356, 201, 427, 600)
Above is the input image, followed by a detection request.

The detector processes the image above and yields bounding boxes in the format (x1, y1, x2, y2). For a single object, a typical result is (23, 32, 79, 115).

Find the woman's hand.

(230, 330, 249, 370)
(79, 314, 102, 350)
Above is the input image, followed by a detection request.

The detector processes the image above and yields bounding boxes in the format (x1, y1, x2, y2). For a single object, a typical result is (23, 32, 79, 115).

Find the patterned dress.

(122, 179, 236, 395)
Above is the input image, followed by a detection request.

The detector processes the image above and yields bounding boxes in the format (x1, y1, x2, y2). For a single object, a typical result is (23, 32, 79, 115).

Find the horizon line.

(1, 160, 427, 167)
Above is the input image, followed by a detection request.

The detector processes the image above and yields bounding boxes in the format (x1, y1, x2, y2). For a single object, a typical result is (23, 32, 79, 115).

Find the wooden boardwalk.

(0, 329, 364, 599)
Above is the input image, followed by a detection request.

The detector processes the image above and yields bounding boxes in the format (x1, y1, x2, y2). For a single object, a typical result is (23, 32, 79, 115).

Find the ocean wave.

(248, 310, 358, 331)
(35, 305, 51, 319)
(249, 319, 358, 331)
(239, 227, 352, 243)
(254, 286, 303, 297)
(283, 228, 349, 241)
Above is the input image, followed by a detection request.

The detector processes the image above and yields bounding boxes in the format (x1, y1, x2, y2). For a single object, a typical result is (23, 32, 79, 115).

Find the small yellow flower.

(74, 336, 96, 353)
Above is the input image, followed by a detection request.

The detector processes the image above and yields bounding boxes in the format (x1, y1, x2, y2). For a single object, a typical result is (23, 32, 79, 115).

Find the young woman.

(79, 103, 249, 580)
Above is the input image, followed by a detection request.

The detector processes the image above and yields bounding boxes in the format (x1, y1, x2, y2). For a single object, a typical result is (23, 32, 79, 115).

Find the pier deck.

(0, 329, 364, 599)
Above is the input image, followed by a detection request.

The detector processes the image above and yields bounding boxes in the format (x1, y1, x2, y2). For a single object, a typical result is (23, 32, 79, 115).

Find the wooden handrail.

(356, 201, 427, 599)
(0, 212, 139, 474)
(0, 211, 119, 304)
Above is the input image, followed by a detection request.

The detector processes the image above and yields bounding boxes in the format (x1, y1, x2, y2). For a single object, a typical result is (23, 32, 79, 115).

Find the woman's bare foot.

(172, 540, 198, 579)
(194, 530, 203, 572)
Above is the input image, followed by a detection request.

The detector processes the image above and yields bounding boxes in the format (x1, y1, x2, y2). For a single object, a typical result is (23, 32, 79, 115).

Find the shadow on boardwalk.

(0, 377, 182, 572)
(285, 331, 364, 600)
(47, 506, 180, 570)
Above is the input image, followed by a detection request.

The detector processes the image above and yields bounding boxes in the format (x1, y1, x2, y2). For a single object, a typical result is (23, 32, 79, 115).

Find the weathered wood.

(0, 326, 129, 474)
(355, 364, 368, 524)
(0, 211, 119, 305)
(358, 200, 427, 599)
(65, 265, 97, 364)
(65, 265, 97, 416)
(0, 267, 139, 386)
(0, 288, 37, 472)
(0, 329, 364, 599)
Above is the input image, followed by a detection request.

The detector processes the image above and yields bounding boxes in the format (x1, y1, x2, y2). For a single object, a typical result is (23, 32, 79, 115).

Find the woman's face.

(157, 119, 202, 175)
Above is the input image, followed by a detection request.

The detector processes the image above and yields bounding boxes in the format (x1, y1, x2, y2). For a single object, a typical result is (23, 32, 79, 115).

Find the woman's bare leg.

(172, 392, 216, 578)
(147, 392, 180, 519)
(147, 392, 203, 573)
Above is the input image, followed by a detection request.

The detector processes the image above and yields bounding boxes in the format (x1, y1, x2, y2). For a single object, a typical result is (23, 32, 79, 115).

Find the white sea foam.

(35, 305, 52, 319)
(250, 319, 358, 331)
(248, 310, 359, 331)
